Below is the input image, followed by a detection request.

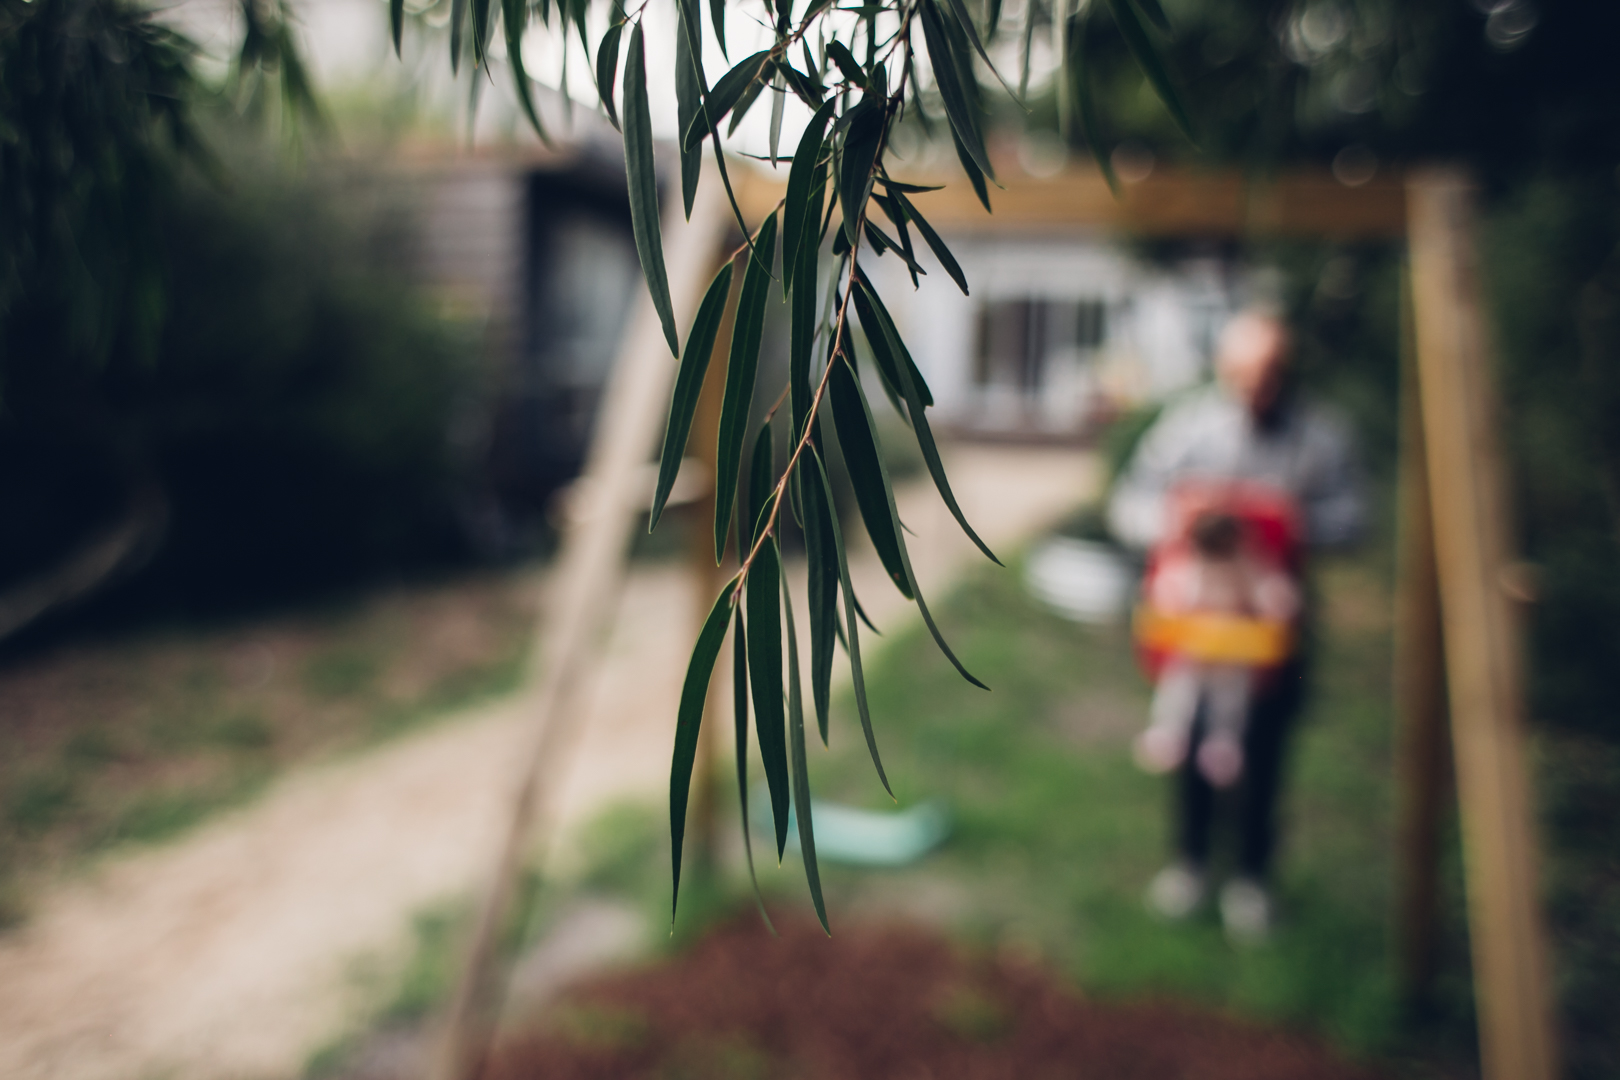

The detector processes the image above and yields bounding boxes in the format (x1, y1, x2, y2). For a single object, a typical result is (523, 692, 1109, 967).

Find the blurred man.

(1108, 309, 1364, 942)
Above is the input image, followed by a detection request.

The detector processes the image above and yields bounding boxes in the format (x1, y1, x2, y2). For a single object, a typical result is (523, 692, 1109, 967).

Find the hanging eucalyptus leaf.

(676, 3, 703, 217)
(801, 448, 838, 746)
(670, 581, 737, 917)
(783, 100, 837, 296)
(781, 566, 829, 933)
(651, 260, 735, 530)
(828, 350, 913, 599)
(854, 274, 1000, 565)
(809, 445, 892, 796)
(683, 50, 773, 152)
(713, 211, 779, 562)
(370, 0, 1194, 935)
(622, 24, 680, 357)
(895, 192, 968, 294)
(594, 17, 623, 130)
(1102, 0, 1193, 138)
(733, 608, 774, 928)
(745, 430, 791, 859)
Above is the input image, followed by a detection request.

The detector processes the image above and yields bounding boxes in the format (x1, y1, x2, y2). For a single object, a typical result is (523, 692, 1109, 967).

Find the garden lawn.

(786, 549, 1417, 1064)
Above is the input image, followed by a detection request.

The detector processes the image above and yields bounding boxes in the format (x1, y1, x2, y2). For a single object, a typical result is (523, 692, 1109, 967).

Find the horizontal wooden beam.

(734, 160, 1408, 239)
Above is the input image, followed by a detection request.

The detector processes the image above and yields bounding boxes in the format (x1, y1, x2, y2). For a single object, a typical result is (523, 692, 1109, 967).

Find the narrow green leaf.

(837, 101, 885, 248)
(732, 609, 775, 930)
(726, 74, 769, 136)
(828, 351, 913, 599)
(876, 178, 946, 194)
(852, 588, 882, 635)
(683, 50, 772, 152)
(950, 124, 993, 212)
(748, 420, 776, 546)
(873, 193, 921, 289)
(1102, 0, 1193, 138)
(471, 0, 492, 68)
(895, 192, 968, 295)
(1130, 0, 1170, 33)
(651, 262, 734, 530)
(768, 70, 786, 165)
(1019, 0, 1038, 98)
(942, 0, 1022, 101)
(676, 5, 703, 218)
(842, 356, 989, 689)
(920, 0, 996, 182)
(505, 0, 552, 144)
(801, 452, 838, 745)
(595, 20, 624, 130)
(714, 212, 779, 562)
(748, 537, 790, 859)
(450, 0, 468, 73)
(855, 276, 1000, 566)
(849, 270, 933, 407)
(809, 445, 892, 795)
(670, 581, 737, 918)
(390, 0, 404, 56)
(710, 0, 727, 56)
(783, 100, 837, 297)
(801, 44, 826, 97)
(623, 25, 680, 357)
(865, 219, 928, 282)
(567, 0, 588, 57)
(793, 190, 829, 440)
(781, 562, 829, 934)
(857, 316, 909, 423)
(988, 0, 1004, 38)
(1070, 11, 1121, 193)
(825, 40, 869, 89)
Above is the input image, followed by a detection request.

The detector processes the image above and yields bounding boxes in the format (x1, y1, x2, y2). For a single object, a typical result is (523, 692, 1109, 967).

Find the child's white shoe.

(1219, 877, 1274, 944)
(1146, 862, 1207, 920)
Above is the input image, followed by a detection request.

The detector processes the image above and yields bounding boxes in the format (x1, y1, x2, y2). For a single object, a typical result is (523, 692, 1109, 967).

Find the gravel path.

(0, 445, 1097, 1080)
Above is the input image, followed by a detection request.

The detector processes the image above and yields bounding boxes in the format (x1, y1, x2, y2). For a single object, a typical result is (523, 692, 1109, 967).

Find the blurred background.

(0, 0, 1616, 1077)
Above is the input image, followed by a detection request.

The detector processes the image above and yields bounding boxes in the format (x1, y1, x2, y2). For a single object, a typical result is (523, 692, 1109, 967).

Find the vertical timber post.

(1393, 259, 1450, 1011)
(1406, 169, 1559, 1080)
(426, 170, 732, 1080)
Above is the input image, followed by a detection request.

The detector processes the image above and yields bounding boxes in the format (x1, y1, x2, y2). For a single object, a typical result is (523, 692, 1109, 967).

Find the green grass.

(0, 568, 538, 929)
(774, 550, 1421, 1063)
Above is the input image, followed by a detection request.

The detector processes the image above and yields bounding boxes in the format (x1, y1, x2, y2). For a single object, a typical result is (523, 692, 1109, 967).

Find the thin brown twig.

(729, 65, 912, 598)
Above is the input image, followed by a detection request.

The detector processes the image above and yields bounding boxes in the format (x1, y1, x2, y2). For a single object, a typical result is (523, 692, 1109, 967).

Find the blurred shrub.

(1481, 172, 1620, 744)
(0, 136, 480, 629)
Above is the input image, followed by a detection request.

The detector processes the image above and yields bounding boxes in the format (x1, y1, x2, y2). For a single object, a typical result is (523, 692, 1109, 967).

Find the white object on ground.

(1219, 876, 1275, 944)
(1024, 537, 1133, 624)
(1146, 861, 1208, 921)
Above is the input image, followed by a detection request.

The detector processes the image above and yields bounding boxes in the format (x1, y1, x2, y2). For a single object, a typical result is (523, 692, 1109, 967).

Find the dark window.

(972, 297, 1108, 392)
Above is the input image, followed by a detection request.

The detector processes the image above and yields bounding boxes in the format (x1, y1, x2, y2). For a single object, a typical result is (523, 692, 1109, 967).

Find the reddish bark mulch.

(489, 916, 1389, 1080)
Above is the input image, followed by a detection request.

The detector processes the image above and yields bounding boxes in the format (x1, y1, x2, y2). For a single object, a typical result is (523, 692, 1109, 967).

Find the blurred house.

(870, 237, 1267, 441)
(391, 149, 640, 547)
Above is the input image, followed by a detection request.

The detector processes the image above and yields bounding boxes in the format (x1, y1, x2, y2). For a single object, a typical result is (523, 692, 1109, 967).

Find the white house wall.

(864, 232, 1250, 435)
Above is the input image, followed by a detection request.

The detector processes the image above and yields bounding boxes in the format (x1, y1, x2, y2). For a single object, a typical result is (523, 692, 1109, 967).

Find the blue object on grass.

(753, 791, 952, 866)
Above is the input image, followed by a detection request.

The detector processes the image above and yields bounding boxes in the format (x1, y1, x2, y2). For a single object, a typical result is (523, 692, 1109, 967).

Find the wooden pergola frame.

(748, 161, 1560, 1080)
(432, 162, 1557, 1080)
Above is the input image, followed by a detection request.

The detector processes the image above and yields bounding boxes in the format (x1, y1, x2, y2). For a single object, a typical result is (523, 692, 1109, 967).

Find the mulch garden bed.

(489, 915, 1390, 1080)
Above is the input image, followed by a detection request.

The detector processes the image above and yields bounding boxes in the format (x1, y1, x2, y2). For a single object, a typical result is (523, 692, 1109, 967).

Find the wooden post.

(426, 169, 732, 1080)
(1392, 259, 1450, 1011)
(1406, 169, 1559, 1080)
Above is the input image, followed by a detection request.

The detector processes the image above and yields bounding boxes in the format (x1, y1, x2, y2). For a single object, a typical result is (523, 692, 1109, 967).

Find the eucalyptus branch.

(386, 0, 1193, 930)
